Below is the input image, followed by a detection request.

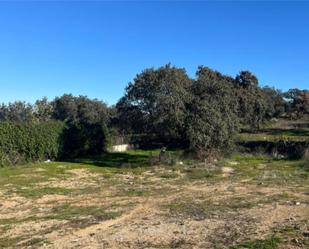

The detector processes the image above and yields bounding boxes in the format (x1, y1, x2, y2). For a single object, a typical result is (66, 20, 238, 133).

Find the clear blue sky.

(0, 1, 308, 105)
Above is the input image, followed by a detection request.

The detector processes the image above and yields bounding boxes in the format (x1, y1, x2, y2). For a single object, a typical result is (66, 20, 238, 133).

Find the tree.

(52, 94, 111, 157)
(52, 94, 110, 125)
(261, 86, 285, 118)
(234, 71, 268, 128)
(0, 101, 34, 122)
(186, 66, 239, 157)
(116, 64, 192, 143)
(34, 97, 53, 122)
(284, 89, 309, 118)
(235, 71, 258, 88)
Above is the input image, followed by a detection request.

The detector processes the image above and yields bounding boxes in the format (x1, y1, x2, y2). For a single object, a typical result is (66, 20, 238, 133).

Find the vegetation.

(186, 66, 238, 156)
(0, 121, 65, 166)
(0, 150, 308, 248)
(0, 64, 308, 162)
(116, 64, 192, 144)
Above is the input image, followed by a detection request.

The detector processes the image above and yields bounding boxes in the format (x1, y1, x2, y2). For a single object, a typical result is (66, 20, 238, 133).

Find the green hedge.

(0, 121, 65, 166)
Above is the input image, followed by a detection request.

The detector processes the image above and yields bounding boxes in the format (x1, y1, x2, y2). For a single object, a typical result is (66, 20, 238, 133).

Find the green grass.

(73, 150, 160, 168)
(46, 204, 121, 222)
(230, 237, 281, 249)
(159, 171, 179, 179)
(13, 187, 72, 198)
(164, 196, 258, 220)
(222, 154, 309, 188)
(237, 127, 309, 142)
(184, 168, 220, 181)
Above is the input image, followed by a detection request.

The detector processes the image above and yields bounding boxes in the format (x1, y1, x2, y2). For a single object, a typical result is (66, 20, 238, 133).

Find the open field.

(238, 128, 309, 142)
(0, 151, 308, 249)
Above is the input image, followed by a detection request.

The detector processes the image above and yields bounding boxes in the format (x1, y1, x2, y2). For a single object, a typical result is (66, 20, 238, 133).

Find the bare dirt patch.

(0, 156, 308, 249)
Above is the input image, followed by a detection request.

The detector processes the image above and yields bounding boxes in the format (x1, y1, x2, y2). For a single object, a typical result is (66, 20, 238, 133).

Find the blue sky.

(0, 1, 308, 105)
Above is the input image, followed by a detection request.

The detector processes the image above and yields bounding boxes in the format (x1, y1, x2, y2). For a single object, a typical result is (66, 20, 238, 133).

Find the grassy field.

(0, 150, 308, 249)
(238, 128, 309, 142)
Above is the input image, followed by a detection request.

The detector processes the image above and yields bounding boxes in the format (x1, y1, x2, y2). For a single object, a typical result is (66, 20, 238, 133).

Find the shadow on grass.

(70, 152, 154, 168)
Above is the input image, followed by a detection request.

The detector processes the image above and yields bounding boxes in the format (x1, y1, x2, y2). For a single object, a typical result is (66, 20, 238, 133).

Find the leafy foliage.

(52, 94, 110, 126)
(186, 67, 239, 156)
(61, 123, 109, 159)
(284, 88, 309, 118)
(235, 71, 268, 128)
(0, 121, 65, 166)
(116, 64, 192, 143)
(0, 101, 34, 122)
(0, 64, 307, 163)
(52, 94, 111, 158)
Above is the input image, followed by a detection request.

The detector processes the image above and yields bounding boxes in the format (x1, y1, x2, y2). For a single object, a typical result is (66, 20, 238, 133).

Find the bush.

(0, 121, 65, 166)
(61, 123, 110, 159)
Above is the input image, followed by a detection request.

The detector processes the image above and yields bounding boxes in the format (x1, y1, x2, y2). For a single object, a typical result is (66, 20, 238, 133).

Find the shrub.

(0, 121, 65, 166)
(61, 123, 110, 159)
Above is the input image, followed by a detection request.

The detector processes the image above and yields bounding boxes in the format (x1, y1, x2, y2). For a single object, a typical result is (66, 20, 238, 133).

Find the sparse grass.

(13, 187, 72, 198)
(184, 168, 220, 181)
(164, 190, 300, 221)
(115, 188, 149, 197)
(46, 204, 121, 222)
(222, 154, 309, 188)
(164, 196, 257, 220)
(272, 219, 309, 248)
(230, 237, 281, 249)
(159, 171, 179, 179)
(0, 235, 48, 248)
(0, 149, 308, 248)
(238, 127, 309, 142)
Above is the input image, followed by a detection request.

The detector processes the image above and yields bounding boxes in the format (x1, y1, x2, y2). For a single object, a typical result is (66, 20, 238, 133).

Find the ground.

(0, 151, 308, 249)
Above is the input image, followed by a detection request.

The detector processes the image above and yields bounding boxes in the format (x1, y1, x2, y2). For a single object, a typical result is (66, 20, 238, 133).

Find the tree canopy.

(0, 64, 307, 158)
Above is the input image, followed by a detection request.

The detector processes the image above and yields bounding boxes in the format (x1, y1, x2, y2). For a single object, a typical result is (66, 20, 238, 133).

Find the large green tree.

(52, 94, 111, 157)
(186, 67, 239, 156)
(261, 86, 285, 118)
(52, 94, 110, 125)
(0, 101, 34, 122)
(34, 97, 53, 122)
(116, 64, 192, 143)
(284, 89, 309, 119)
(234, 71, 268, 128)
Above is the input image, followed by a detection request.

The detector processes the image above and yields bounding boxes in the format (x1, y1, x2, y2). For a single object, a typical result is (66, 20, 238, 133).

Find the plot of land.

(0, 151, 308, 249)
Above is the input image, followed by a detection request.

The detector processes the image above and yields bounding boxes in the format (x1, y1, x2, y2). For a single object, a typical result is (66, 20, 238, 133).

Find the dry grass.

(0, 152, 308, 248)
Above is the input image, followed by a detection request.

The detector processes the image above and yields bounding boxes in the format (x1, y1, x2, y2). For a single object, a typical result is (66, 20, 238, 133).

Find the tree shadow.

(70, 152, 153, 168)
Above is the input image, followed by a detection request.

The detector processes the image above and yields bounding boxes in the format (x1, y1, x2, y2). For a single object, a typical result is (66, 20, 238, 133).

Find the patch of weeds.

(185, 168, 219, 181)
(116, 188, 149, 197)
(14, 187, 72, 198)
(44, 204, 121, 228)
(0, 235, 47, 248)
(19, 237, 47, 247)
(222, 154, 309, 188)
(230, 237, 281, 249)
(0, 236, 27, 248)
(159, 171, 179, 179)
(272, 220, 309, 248)
(165, 201, 209, 220)
(165, 195, 260, 220)
(169, 238, 191, 248)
